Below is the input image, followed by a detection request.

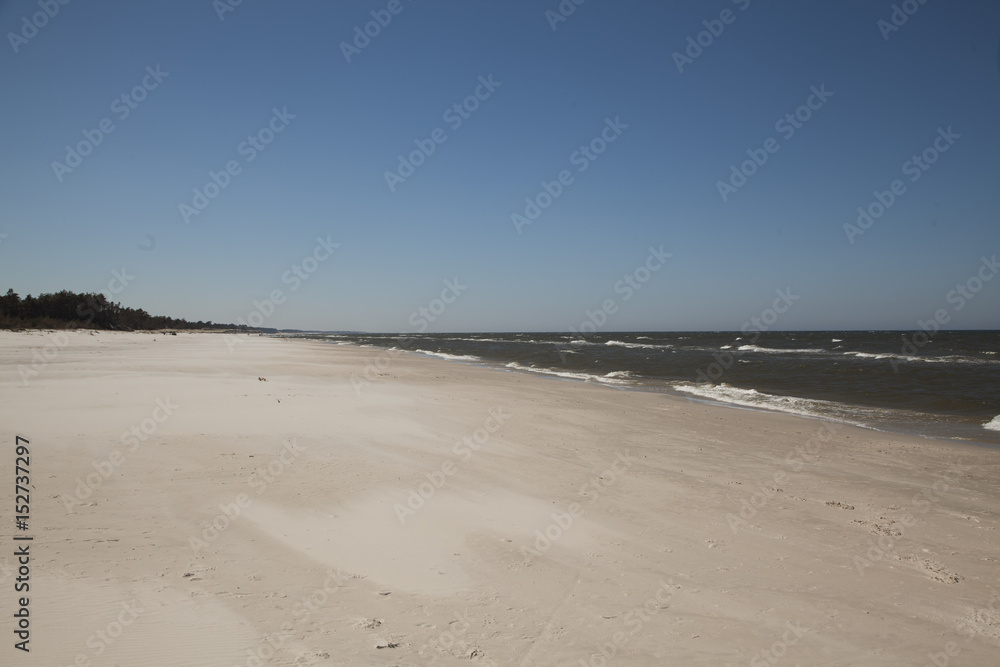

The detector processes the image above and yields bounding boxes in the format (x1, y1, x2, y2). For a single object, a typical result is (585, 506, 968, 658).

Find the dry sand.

(1, 330, 998, 666)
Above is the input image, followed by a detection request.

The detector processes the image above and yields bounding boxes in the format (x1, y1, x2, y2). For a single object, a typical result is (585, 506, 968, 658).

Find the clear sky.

(1, 0, 998, 332)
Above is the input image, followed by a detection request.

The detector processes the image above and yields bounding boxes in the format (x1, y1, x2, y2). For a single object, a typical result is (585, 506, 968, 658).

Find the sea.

(291, 331, 1000, 446)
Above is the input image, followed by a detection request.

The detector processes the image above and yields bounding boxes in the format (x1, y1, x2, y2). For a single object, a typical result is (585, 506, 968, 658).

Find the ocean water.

(299, 331, 1000, 445)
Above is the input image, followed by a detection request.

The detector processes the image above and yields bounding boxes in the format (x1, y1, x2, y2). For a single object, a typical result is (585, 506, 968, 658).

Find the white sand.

(1, 330, 998, 666)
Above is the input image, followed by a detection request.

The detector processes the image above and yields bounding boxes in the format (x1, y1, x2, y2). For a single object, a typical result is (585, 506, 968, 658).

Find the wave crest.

(605, 340, 673, 350)
(414, 350, 482, 362)
(736, 345, 826, 355)
(504, 362, 633, 385)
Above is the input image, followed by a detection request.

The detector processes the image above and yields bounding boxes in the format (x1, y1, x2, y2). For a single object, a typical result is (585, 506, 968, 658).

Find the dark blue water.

(295, 331, 1000, 445)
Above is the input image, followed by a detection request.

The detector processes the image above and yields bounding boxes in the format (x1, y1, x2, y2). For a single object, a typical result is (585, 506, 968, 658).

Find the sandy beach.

(1, 330, 998, 666)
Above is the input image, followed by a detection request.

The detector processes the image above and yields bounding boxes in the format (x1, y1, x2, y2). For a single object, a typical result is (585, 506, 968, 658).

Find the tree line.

(0, 288, 259, 332)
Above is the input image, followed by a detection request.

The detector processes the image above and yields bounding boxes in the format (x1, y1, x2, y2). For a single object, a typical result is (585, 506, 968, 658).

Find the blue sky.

(1, 0, 998, 332)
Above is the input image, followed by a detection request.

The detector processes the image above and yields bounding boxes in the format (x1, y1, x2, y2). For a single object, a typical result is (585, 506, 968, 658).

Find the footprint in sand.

(825, 500, 855, 510)
(895, 555, 964, 583)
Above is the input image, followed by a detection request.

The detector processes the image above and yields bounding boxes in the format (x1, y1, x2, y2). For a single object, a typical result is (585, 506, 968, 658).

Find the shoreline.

(2, 330, 999, 665)
(333, 337, 1000, 448)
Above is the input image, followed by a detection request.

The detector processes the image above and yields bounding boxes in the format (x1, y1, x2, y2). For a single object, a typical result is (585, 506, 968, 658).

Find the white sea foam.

(671, 382, 865, 428)
(414, 350, 482, 362)
(932, 354, 1000, 365)
(504, 362, 633, 385)
(442, 336, 550, 345)
(736, 345, 826, 355)
(843, 351, 895, 360)
(673, 382, 801, 412)
(984, 415, 1000, 432)
(843, 351, 998, 365)
(605, 340, 673, 350)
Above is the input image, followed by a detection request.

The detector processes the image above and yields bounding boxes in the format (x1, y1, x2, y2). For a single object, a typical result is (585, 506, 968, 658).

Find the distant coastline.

(0, 288, 262, 333)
